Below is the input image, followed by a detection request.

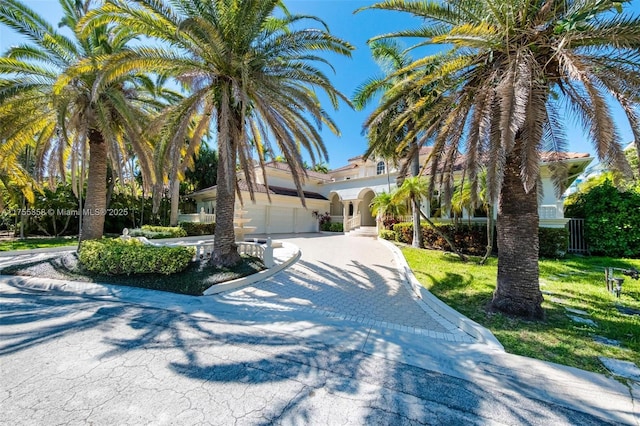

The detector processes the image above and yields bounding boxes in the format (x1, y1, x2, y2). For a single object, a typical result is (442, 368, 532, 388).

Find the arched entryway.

(329, 193, 342, 216)
(360, 190, 376, 226)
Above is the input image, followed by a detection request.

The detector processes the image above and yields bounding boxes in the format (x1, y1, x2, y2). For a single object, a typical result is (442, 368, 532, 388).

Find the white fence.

(133, 235, 274, 267)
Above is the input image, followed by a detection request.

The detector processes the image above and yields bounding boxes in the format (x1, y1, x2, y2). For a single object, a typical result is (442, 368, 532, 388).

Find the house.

(182, 148, 593, 235)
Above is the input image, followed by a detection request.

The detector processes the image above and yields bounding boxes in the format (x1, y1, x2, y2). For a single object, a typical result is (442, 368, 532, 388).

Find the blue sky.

(1, 0, 639, 169)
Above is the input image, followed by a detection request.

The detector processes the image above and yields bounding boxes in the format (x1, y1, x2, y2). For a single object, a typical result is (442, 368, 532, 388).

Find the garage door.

(269, 207, 294, 233)
(295, 208, 316, 233)
(242, 205, 266, 234)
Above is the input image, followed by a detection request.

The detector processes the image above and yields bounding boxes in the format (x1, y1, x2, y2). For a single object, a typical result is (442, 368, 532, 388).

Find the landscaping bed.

(401, 246, 640, 376)
(1, 252, 265, 296)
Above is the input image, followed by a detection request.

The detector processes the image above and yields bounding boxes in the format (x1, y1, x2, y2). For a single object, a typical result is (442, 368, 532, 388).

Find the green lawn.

(0, 237, 78, 251)
(402, 246, 640, 375)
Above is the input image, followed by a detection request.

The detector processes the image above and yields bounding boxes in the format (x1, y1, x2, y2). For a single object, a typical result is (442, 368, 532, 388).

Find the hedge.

(321, 221, 343, 232)
(391, 222, 567, 258)
(128, 225, 187, 239)
(379, 230, 396, 241)
(179, 222, 216, 236)
(566, 180, 640, 257)
(78, 238, 194, 275)
(393, 222, 487, 255)
(538, 227, 568, 259)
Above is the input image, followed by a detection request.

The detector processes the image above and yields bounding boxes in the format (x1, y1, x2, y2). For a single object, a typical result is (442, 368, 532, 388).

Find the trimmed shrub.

(128, 225, 187, 239)
(179, 222, 216, 236)
(78, 238, 194, 275)
(395, 221, 568, 258)
(379, 230, 397, 241)
(393, 222, 487, 255)
(141, 225, 187, 238)
(328, 222, 344, 232)
(539, 227, 568, 259)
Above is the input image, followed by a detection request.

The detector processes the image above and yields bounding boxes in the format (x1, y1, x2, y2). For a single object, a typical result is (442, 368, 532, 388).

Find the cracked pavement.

(1, 234, 638, 425)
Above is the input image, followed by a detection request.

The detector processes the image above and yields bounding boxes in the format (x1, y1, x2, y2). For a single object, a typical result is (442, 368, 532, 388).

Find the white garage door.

(295, 208, 316, 233)
(242, 205, 266, 234)
(269, 207, 294, 233)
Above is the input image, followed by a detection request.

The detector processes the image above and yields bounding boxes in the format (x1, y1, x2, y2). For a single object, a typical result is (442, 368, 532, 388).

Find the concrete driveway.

(0, 234, 638, 425)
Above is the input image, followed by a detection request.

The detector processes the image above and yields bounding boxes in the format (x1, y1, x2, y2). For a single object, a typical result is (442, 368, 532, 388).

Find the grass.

(0, 236, 78, 251)
(401, 246, 640, 375)
(1, 253, 265, 295)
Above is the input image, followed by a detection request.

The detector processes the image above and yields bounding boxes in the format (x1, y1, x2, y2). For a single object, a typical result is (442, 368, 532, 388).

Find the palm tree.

(451, 171, 495, 264)
(353, 39, 424, 249)
(0, 0, 156, 243)
(369, 191, 407, 231)
(87, 0, 353, 266)
(393, 176, 466, 261)
(362, 0, 640, 319)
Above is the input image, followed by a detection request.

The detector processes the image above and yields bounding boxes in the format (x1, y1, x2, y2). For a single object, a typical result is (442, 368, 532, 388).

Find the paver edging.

(378, 238, 505, 351)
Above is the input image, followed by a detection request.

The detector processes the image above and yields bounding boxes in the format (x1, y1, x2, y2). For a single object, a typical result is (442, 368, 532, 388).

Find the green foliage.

(78, 238, 194, 275)
(393, 222, 487, 255)
(316, 212, 332, 231)
(566, 179, 640, 257)
(538, 228, 568, 259)
(328, 222, 344, 232)
(393, 222, 563, 258)
(379, 229, 397, 241)
(179, 222, 216, 236)
(0, 237, 77, 251)
(184, 144, 218, 192)
(141, 225, 186, 238)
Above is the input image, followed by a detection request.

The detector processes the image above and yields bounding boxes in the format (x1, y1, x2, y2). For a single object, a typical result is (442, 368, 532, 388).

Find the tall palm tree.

(353, 39, 424, 248)
(362, 0, 640, 319)
(0, 0, 156, 243)
(86, 0, 353, 266)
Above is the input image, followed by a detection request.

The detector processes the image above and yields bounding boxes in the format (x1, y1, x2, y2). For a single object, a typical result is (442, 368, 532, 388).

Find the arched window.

(376, 161, 386, 175)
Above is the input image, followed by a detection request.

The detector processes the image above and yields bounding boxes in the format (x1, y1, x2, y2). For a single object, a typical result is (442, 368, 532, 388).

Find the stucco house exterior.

(182, 148, 593, 236)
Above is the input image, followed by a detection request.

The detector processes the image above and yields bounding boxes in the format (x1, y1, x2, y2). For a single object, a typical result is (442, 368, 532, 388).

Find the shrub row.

(538, 228, 569, 259)
(393, 222, 488, 256)
(321, 221, 343, 232)
(128, 225, 187, 239)
(79, 238, 194, 275)
(389, 222, 568, 258)
(179, 222, 216, 236)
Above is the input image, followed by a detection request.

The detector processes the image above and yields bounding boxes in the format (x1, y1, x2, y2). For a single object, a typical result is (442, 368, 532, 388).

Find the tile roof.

(264, 161, 333, 181)
(194, 179, 327, 200)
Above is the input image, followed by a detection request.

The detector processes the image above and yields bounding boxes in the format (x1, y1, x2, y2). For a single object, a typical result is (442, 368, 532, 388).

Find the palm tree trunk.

(479, 204, 494, 265)
(410, 137, 422, 248)
(79, 129, 108, 244)
(211, 101, 241, 267)
(169, 178, 180, 226)
(491, 142, 543, 319)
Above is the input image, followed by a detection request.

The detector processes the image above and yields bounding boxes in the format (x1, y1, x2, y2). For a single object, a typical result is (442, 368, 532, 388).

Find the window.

(376, 161, 386, 175)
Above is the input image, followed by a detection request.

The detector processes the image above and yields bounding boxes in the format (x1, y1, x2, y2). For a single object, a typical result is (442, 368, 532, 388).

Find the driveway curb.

(379, 239, 505, 351)
(203, 242, 301, 295)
